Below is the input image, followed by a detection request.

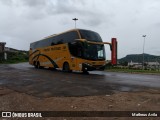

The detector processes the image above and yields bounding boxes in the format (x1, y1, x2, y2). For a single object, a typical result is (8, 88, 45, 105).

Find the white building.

(147, 62, 160, 66)
(128, 60, 142, 66)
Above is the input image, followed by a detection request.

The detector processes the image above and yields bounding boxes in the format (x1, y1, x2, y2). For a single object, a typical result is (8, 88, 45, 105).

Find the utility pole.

(72, 18, 78, 28)
(142, 35, 146, 70)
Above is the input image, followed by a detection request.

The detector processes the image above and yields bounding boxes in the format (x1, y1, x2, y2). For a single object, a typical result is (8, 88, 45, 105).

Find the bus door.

(68, 42, 77, 70)
(69, 41, 84, 71)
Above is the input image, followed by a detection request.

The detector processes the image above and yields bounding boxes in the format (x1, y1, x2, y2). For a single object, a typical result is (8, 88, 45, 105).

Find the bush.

(0, 51, 28, 64)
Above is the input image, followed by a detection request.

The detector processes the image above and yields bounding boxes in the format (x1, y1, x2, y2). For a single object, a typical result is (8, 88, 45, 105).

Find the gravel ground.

(0, 86, 160, 120)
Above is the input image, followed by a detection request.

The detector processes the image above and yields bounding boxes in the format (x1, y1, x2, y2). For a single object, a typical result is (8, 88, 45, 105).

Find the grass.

(106, 68, 160, 74)
(0, 51, 28, 64)
(0, 60, 28, 64)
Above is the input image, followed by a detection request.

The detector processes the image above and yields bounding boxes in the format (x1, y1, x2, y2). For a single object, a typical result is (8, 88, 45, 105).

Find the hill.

(119, 53, 160, 63)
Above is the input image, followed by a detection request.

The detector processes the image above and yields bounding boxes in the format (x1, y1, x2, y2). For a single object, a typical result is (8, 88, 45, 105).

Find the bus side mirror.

(111, 38, 117, 65)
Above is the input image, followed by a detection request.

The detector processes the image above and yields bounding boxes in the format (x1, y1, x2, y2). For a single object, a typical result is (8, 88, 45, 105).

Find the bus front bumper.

(82, 63, 105, 71)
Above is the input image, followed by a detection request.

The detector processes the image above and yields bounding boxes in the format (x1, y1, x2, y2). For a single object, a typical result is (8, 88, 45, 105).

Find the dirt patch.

(0, 87, 160, 120)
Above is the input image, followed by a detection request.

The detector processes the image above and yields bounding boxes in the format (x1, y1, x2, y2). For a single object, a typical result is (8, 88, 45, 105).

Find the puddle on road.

(0, 62, 158, 98)
(119, 86, 132, 92)
(117, 86, 143, 92)
(9, 62, 32, 70)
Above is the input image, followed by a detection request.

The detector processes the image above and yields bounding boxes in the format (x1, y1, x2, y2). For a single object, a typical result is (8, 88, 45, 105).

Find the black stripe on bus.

(29, 50, 40, 57)
(32, 54, 59, 68)
(29, 50, 40, 61)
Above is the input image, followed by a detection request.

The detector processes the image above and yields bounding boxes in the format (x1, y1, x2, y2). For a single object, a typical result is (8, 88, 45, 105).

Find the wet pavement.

(0, 63, 160, 97)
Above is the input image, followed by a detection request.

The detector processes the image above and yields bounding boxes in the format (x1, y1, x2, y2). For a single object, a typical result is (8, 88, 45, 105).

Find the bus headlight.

(85, 63, 91, 66)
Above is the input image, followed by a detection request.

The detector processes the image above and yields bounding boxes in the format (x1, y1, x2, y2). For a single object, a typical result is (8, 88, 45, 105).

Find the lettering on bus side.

(62, 46, 66, 49)
(44, 48, 50, 52)
(72, 64, 75, 67)
(51, 47, 61, 51)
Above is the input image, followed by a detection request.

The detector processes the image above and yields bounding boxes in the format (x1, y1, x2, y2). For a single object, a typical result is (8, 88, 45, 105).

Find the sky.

(0, 0, 160, 59)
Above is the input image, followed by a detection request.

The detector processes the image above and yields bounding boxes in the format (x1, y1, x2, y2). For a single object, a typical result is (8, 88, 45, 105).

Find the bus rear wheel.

(37, 62, 40, 69)
(63, 62, 71, 72)
(36, 61, 43, 69)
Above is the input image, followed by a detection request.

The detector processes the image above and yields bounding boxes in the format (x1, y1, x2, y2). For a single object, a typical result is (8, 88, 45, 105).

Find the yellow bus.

(29, 29, 117, 73)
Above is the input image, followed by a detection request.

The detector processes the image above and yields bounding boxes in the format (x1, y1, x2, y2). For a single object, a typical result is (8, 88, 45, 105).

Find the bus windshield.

(79, 30, 102, 42)
(84, 44, 106, 60)
(69, 42, 106, 61)
(69, 29, 106, 61)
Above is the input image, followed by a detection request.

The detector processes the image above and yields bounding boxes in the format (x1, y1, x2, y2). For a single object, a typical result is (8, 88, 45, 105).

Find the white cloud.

(0, 0, 160, 59)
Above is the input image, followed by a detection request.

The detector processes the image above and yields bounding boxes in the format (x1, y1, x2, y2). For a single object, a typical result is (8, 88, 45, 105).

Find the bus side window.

(57, 39, 63, 44)
(69, 42, 76, 56)
(63, 31, 79, 43)
(51, 42, 55, 46)
(69, 42, 83, 57)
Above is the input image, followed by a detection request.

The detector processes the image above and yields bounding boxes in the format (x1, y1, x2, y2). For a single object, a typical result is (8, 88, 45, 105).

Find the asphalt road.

(0, 63, 160, 97)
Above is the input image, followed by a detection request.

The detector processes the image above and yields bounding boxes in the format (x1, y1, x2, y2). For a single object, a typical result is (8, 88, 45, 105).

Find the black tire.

(37, 61, 43, 69)
(34, 61, 38, 68)
(49, 67, 56, 70)
(63, 62, 71, 72)
(37, 62, 40, 69)
(82, 70, 89, 74)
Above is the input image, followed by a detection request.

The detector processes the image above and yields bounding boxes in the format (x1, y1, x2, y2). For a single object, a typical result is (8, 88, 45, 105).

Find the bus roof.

(30, 29, 102, 49)
(33, 29, 98, 43)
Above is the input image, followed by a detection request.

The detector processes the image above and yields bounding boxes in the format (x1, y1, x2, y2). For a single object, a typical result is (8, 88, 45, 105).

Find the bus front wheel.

(63, 62, 71, 72)
(82, 70, 89, 74)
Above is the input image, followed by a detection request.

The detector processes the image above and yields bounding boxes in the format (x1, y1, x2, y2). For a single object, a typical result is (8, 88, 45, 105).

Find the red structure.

(111, 38, 117, 65)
